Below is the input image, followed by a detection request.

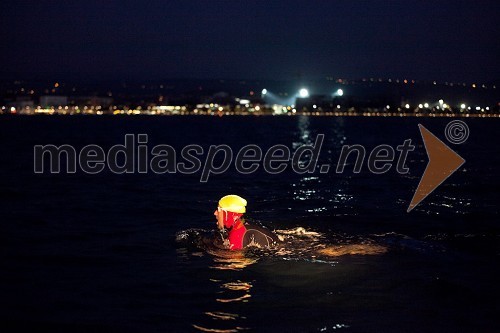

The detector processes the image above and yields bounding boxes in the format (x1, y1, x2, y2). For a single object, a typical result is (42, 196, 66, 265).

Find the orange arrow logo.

(407, 124, 465, 212)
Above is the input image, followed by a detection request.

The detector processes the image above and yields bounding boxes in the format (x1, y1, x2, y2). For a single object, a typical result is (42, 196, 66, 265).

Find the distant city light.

(3, 76, 498, 117)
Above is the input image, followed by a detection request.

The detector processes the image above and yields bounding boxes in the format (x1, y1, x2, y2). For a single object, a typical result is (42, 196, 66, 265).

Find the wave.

(176, 226, 390, 271)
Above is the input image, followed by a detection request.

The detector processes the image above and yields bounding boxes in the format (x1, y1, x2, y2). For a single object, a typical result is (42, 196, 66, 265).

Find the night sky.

(1, 0, 499, 82)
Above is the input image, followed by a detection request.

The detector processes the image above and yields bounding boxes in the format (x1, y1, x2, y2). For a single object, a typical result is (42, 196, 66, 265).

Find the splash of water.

(176, 226, 387, 270)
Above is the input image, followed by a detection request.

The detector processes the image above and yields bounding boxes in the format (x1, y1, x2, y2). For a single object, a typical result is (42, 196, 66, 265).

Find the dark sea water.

(1, 116, 499, 333)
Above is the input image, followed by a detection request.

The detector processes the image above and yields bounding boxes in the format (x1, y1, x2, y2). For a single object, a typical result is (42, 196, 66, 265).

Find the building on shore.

(7, 96, 35, 114)
(40, 95, 68, 108)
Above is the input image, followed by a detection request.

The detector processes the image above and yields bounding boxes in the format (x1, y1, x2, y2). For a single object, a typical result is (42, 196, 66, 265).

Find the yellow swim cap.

(218, 194, 247, 214)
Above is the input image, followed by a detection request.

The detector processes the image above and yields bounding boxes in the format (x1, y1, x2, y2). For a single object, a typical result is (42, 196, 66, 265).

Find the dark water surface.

(1, 116, 499, 332)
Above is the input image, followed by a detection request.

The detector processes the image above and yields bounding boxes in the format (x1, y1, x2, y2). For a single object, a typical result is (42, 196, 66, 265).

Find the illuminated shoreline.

(1, 109, 498, 117)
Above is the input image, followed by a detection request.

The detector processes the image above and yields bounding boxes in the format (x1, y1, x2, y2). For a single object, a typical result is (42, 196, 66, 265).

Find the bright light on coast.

(299, 88, 309, 98)
(424, 103, 429, 108)
(262, 88, 267, 95)
(460, 104, 466, 109)
(405, 104, 410, 109)
(336, 88, 344, 96)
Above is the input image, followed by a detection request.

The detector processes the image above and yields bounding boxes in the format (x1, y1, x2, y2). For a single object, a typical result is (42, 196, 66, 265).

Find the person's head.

(214, 194, 247, 230)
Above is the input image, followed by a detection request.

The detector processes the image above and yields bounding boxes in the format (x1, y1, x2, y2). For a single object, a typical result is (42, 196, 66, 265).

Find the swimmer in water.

(214, 194, 280, 250)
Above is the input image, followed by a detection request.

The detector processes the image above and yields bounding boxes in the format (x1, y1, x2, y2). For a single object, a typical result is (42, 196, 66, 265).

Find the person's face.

(214, 207, 225, 230)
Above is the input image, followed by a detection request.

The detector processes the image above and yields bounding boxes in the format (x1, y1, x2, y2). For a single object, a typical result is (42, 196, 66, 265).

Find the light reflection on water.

(290, 114, 357, 217)
(293, 115, 313, 148)
(179, 226, 389, 332)
(1, 115, 498, 332)
(291, 171, 355, 215)
(173, 116, 499, 332)
(193, 251, 255, 332)
(193, 279, 252, 332)
(209, 254, 258, 271)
